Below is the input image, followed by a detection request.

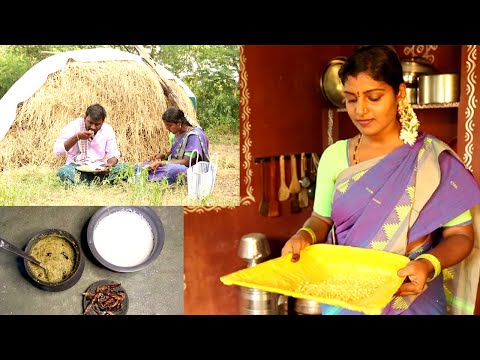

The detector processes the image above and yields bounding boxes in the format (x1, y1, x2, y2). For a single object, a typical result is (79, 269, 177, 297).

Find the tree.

(0, 45, 98, 98)
(144, 45, 240, 134)
(1, 45, 240, 135)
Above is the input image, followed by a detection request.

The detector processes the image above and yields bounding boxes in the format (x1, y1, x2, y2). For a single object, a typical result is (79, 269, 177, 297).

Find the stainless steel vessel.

(237, 233, 280, 314)
(238, 232, 271, 267)
(240, 287, 280, 315)
(294, 298, 322, 315)
(418, 73, 459, 105)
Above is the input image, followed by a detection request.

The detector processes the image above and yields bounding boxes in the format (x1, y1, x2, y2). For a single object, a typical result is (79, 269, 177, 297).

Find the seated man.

(53, 103, 126, 185)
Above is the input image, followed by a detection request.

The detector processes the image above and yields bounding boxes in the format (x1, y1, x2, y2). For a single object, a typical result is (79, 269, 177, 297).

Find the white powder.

(93, 210, 154, 267)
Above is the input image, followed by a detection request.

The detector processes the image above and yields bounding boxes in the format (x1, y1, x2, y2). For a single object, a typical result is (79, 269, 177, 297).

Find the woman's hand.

(395, 259, 431, 296)
(147, 160, 164, 172)
(281, 214, 333, 263)
(281, 233, 312, 263)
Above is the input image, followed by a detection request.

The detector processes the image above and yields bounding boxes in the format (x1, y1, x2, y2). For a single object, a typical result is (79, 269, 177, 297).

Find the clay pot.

(24, 229, 85, 292)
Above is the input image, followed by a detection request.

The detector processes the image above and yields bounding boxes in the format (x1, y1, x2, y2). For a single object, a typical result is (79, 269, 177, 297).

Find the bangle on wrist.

(415, 253, 442, 282)
(298, 227, 317, 244)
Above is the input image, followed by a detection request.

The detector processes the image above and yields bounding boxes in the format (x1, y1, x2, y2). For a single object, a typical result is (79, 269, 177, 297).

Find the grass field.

(0, 133, 240, 206)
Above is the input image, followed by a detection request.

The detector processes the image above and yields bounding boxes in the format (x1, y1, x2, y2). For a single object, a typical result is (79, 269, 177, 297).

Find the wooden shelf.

(412, 102, 459, 109)
(336, 102, 459, 112)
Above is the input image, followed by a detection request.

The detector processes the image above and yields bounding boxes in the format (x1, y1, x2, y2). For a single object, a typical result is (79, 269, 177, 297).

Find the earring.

(398, 97, 420, 146)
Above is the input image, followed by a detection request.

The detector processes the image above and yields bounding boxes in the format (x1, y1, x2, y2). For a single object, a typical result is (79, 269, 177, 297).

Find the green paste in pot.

(27, 235, 76, 283)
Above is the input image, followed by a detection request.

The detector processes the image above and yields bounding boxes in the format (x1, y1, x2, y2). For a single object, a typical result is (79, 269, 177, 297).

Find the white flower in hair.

(398, 97, 420, 146)
(400, 128, 418, 146)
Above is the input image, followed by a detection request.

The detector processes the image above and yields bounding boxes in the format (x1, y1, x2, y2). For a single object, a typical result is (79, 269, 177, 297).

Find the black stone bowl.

(24, 229, 85, 292)
(86, 206, 165, 272)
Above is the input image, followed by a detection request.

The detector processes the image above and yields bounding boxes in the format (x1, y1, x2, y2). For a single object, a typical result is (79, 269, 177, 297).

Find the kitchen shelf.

(412, 102, 459, 109)
(336, 102, 459, 112)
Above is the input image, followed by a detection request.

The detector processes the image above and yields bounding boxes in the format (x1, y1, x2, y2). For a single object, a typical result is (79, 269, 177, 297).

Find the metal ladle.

(0, 237, 46, 269)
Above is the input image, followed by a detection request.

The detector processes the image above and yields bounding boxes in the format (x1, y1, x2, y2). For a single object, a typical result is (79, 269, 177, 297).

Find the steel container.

(418, 73, 459, 105)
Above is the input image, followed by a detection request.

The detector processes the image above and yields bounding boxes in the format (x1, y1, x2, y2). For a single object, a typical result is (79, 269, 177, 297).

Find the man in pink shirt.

(53, 103, 126, 185)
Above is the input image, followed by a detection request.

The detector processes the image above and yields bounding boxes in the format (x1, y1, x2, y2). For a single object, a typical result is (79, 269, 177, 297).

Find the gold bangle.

(415, 253, 442, 282)
(299, 227, 317, 244)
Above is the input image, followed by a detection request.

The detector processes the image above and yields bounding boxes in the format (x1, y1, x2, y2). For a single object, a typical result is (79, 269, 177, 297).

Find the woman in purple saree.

(281, 45, 480, 315)
(136, 106, 210, 185)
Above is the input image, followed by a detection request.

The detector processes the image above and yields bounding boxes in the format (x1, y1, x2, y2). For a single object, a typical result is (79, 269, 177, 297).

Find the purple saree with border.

(321, 132, 480, 315)
(141, 127, 209, 184)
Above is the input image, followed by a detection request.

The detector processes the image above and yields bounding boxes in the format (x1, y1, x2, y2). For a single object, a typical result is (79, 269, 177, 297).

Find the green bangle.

(299, 227, 317, 244)
(416, 253, 442, 282)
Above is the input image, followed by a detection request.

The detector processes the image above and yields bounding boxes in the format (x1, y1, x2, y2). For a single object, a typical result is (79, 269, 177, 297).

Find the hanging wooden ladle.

(289, 154, 301, 213)
(258, 159, 269, 216)
(288, 154, 301, 194)
(278, 155, 290, 202)
(268, 157, 280, 217)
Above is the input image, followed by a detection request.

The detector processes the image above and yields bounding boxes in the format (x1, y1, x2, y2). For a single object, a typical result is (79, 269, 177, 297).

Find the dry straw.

(0, 59, 197, 169)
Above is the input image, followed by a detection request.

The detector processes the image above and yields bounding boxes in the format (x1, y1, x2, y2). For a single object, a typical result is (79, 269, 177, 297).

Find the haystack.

(0, 48, 196, 170)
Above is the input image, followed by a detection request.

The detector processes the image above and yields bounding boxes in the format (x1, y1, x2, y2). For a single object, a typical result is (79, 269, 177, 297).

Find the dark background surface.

(0, 206, 184, 315)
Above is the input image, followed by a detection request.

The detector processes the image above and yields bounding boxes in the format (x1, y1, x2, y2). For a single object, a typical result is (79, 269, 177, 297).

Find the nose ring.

(363, 108, 368, 114)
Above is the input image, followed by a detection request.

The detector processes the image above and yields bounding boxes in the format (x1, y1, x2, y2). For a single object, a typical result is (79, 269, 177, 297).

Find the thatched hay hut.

(0, 48, 196, 170)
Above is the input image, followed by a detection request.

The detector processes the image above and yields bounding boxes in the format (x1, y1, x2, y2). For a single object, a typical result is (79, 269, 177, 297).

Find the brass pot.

(320, 57, 347, 108)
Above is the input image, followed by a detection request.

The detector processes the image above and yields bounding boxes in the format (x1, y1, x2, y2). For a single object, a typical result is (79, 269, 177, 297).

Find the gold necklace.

(353, 133, 362, 165)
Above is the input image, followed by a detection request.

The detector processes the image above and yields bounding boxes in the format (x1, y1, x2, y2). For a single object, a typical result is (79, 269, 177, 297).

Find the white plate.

(76, 163, 106, 173)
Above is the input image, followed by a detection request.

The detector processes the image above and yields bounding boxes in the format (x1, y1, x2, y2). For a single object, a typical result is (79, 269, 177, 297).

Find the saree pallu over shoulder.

(327, 133, 480, 314)
(171, 128, 209, 162)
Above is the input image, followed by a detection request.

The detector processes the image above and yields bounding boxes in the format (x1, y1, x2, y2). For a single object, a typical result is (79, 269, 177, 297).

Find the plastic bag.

(187, 149, 218, 199)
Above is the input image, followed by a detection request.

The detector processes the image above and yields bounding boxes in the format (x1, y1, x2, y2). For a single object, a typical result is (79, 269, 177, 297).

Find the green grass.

(0, 134, 240, 206)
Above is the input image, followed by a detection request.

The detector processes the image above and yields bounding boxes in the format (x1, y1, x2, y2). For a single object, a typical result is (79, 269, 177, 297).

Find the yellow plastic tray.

(220, 244, 410, 315)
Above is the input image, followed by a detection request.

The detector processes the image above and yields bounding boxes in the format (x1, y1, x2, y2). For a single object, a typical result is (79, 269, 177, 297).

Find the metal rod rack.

(254, 153, 315, 163)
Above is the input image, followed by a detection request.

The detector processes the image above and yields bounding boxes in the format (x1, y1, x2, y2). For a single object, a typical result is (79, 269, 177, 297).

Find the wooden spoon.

(278, 155, 290, 201)
(288, 154, 301, 194)
(267, 157, 280, 217)
(258, 159, 269, 216)
(289, 154, 301, 213)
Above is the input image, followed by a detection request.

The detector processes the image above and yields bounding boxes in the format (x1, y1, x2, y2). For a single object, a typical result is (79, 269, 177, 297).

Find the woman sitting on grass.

(136, 106, 210, 185)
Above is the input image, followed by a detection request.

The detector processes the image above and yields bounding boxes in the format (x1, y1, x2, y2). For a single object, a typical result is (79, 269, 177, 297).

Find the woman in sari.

(281, 45, 480, 315)
(136, 106, 210, 184)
